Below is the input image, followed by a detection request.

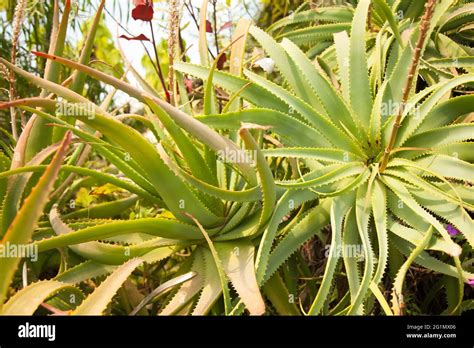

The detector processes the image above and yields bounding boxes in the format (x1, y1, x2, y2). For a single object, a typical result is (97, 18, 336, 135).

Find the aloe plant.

(0, 0, 472, 316)
(0, 55, 271, 315)
(0, 0, 273, 314)
(174, 0, 474, 314)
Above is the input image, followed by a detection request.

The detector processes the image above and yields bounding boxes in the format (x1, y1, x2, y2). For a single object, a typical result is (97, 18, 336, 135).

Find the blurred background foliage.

(5, 0, 470, 155)
(0, 0, 107, 133)
(0, 0, 298, 142)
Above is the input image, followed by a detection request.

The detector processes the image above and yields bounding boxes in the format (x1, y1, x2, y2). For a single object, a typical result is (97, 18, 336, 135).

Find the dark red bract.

(132, 1, 153, 22)
(119, 34, 150, 41)
(217, 53, 227, 70)
(205, 20, 213, 33)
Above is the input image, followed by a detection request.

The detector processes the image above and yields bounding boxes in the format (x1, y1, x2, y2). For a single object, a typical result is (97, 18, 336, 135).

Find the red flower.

(132, 1, 153, 22)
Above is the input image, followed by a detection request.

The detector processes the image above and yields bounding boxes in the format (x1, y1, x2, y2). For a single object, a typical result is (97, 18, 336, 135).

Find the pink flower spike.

(468, 279, 474, 286)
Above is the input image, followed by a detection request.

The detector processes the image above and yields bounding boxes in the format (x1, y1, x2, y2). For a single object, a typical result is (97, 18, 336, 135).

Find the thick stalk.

(379, 0, 437, 172)
(9, 0, 28, 140)
(167, 0, 181, 106)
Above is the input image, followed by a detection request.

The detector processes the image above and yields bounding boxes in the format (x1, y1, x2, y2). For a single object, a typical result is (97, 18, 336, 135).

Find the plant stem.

(379, 0, 437, 172)
(104, 6, 163, 86)
(183, 0, 215, 59)
(212, 0, 219, 56)
(168, 0, 181, 106)
(149, 21, 171, 103)
(9, 0, 28, 140)
(211, 0, 222, 112)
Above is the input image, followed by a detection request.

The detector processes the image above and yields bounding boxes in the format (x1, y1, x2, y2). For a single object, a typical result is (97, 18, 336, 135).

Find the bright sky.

(80, 0, 260, 107)
(1, 1, 261, 107)
(102, 0, 260, 74)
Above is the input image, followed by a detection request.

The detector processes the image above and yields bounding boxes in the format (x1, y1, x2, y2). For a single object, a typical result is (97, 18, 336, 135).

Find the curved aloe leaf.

(72, 258, 143, 315)
(0, 132, 72, 310)
(1, 280, 75, 315)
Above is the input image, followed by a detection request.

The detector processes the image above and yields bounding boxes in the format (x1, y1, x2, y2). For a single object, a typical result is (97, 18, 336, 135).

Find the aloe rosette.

(0, 0, 472, 316)
(0, 0, 273, 315)
(174, 0, 474, 315)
